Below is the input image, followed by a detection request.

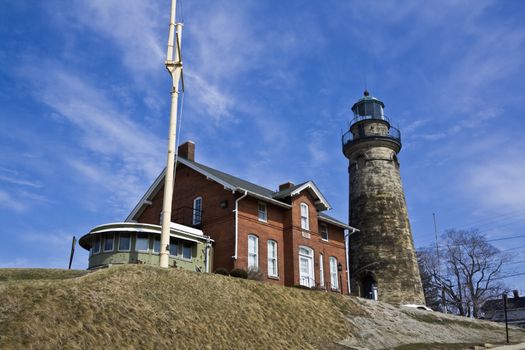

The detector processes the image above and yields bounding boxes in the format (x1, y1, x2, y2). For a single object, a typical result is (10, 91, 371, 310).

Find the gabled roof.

(126, 157, 346, 227)
(318, 212, 357, 231)
(183, 158, 275, 198)
(273, 180, 331, 210)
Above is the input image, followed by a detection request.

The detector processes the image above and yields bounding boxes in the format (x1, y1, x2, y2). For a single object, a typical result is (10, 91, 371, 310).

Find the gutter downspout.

(345, 227, 359, 295)
(233, 189, 248, 260)
(205, 235, 211, 273)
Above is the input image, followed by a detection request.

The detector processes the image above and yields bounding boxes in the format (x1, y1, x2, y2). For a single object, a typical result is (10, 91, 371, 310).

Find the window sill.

(268, 275, 279, 280)
(177, 257, 192, 262)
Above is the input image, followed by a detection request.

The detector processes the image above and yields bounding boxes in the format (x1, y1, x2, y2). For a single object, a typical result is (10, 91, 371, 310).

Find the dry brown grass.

(0, 268, 88, 282)
(0, 266, 360, 349)
(0, 265, 523, 350)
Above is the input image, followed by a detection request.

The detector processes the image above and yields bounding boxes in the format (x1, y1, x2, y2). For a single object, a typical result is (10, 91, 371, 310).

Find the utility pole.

(503, 293, 509, 344)
(160, 0, 184, 268)
(68, 236, 76, 270)
(433, 212, 446, 313)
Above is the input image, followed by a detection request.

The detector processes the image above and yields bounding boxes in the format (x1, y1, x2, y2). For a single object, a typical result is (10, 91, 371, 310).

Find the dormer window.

(258, 202, 267, 222)
(193, 197, 202, 225)
(300, 203, 309, 231)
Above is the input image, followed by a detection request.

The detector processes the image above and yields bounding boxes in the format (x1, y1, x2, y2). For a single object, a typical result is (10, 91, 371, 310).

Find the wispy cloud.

(0, 174, 41, 188)
(12, 62, 164, 214)
(464, 151, 525, 212)
(63, 0, 165, 76)
(185, 72, 235, 125)
(0, 189, 26, 213)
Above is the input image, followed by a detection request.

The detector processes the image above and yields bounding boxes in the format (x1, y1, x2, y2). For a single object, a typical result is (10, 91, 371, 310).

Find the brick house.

(126, 141, 356, 293)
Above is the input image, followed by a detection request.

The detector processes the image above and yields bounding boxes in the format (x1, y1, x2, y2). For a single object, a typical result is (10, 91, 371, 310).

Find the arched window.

(248, 234, 258, 269)
(300, 203, 309, 230)
(298, 245, 314, 288)
(193, 196, 202, 225)
(267, 240, 278, 277)
(329, 257, 339, 291)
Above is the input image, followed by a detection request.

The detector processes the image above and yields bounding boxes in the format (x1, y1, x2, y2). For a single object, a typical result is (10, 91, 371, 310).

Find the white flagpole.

(160, 0, 183, 268)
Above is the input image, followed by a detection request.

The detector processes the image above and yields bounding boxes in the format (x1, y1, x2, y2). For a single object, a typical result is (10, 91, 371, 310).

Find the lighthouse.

(342, 91, 425, 305)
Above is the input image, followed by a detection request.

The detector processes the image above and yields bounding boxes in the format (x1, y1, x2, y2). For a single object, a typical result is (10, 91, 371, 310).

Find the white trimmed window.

(258, 202, 267, 222)
(136, 233, 149, 252)
(267, 240, 278, 277)
(118, 233, 131, 252)
(299, 246, 314, 288)
(319, 253, 325, 288)
(248, 234, 259, 269)
(320, 224, 328, 241)
(92, 236, 100, 255)
(103, 233, 114, 252)
(193, 197, 202, 225)
(169, 237, 178, 256)
(153, 236, 161, 253)
(182, 242, 192, 260)
(330, 256, 339, 290)
(300, 203, 309, 230)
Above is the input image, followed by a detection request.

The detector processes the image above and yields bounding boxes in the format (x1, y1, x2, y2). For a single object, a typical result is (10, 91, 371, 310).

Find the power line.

(418, 233, 525, 249)
(505, 260, 525, 265)
(502, 245, 525, 252)
(488, 234, 525, 242)
(451, 209, 525, 231)
(493, 272, 525, 280)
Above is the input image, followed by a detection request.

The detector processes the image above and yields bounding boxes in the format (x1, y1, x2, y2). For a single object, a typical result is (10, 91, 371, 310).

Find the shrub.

(229, 268, 248, 279)
(214, 268, 229, 276)
(247, 267, 264, 281)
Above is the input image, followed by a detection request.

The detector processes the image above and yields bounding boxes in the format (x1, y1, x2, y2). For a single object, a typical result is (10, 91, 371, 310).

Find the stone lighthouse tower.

(342, 90, 425, 305)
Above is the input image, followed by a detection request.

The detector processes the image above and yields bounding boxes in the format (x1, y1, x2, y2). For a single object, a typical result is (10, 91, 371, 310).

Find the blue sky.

(1, 1, 524, 291)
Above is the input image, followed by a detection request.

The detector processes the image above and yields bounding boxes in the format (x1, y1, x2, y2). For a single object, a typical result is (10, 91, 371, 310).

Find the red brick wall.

(236, 196, 286, 285)
(136, 165, 348, 293)
(137, 164, 236, 271)
(285, 191, 348, 293)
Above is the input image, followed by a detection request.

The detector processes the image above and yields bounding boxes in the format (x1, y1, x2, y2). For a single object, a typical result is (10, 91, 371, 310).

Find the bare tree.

(417, 248, 441, 310)
(417, 229, 509, 317)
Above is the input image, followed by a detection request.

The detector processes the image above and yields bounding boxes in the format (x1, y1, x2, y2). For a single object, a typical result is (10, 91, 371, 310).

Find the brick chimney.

(279, 182, 295, 191)
(178, 141, 195, 161)
(513, 290, 519, 298)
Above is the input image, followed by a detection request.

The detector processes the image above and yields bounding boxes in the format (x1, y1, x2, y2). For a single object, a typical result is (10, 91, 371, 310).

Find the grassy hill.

(0, 265, 523, 349)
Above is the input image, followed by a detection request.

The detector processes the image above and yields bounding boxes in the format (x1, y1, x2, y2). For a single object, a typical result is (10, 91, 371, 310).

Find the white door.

(299, 246, 314, 288)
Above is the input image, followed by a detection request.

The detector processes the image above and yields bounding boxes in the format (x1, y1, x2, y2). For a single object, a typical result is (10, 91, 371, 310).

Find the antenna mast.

(160, 0, 184, 268)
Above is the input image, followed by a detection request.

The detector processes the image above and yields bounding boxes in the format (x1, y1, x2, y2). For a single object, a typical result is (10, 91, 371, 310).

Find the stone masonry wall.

(348, 143, 425, 305)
